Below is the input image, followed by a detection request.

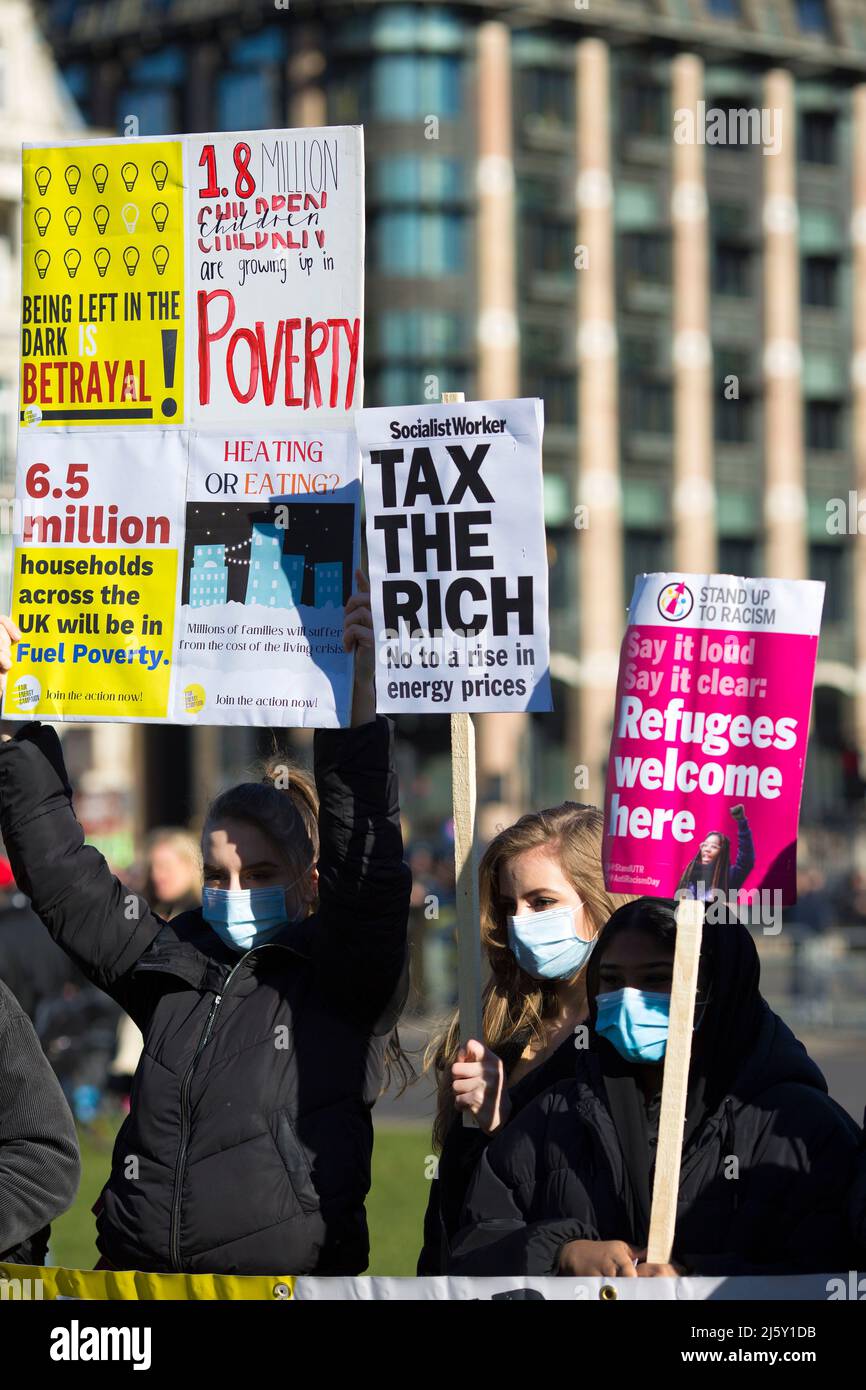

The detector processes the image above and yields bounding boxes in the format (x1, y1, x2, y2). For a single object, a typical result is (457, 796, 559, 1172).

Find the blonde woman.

(419, 803, 632, 1273)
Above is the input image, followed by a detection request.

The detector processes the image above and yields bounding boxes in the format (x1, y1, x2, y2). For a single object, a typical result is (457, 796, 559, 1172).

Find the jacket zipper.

(168, 952, 248, 1272)
(166, 941, 302, 1271)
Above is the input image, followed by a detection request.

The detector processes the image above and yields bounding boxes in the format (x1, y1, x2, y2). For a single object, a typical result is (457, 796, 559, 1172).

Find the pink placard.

(602, 574, 824, 909)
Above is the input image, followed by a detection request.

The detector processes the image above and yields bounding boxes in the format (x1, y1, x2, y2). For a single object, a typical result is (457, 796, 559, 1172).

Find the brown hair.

(204, 755, 414, 1094)
(428, 802, 633, 1150)
(204, 756, 320, 908)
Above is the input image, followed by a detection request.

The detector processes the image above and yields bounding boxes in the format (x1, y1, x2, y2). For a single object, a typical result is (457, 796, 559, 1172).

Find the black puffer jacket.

(450, 1004, 861, 1276)
(0, 977, 80, 1264)
(0, 717, 410, 1276)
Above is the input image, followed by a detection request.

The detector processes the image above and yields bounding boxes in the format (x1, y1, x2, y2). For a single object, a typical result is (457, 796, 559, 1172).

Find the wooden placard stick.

(441, 391, 483, 1123)
(645, 895, 705, 1265)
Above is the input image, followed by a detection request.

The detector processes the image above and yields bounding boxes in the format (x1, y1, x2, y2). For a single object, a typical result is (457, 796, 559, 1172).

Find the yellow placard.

(4, 547, 178, 719)
(21, 142, 184, 427)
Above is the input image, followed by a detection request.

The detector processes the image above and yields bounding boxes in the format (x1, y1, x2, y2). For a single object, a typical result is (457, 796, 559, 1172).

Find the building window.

(713, 243, 751, 297)
(809, 543, 845, 622)
(116, 87, 179, 136)
(715, 391, 753, 444)
(806, 400, 843, 451)
(375, 310, 466, 356)
(706, 0, 741, 17)
(620, 231, 671, 284)
(621, 77, 668, 138)
(718, 536, 758, 577)
(373, 211, 465, 275)
(372, 54, 461, 119)
(523, 370, 575, 427)
(622, 379, 673, 436)
(801, 110, 837, 165)
(795, 0, 829, 34)
(372, 157, 464, 203)
(216, 71, 279, 132)
(521, 218, 574, 280)
(802, 255, 839, 309)
(624, 530, 668, 596)
(517, 67, 574, 129)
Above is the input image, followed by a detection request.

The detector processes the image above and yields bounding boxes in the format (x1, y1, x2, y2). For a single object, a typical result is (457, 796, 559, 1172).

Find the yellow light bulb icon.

(64, 206, 82, 236)
(123, 246, 140, 276)
(64, 164, 81, 194)
(34, 166, 52, 196)
(93, 205, 110, 235)
(34, 208, 51, 238)
(151, 202, 169, 233)
(151, 160, 168, 190)
(121, 202, 139, 234)
(64, 248, 81, 279)
(152, 245, 170, 277)
(34, 250, 51, 280)
(92, 163, 109, 193)
(121, 162, 139, 192)
(93, 248, 111, 279)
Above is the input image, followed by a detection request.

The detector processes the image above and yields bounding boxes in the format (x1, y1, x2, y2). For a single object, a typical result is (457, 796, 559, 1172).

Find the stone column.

(575, 37, 624, 804)
(762, 68, 807, 580)
(671, 53, 716, 573)
(475, 20, 526, 837)
(850, 86, 866, 769)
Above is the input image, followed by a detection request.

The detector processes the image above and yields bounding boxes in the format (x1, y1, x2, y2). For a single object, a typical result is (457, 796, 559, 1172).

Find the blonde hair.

(428, 802, 633, 1150)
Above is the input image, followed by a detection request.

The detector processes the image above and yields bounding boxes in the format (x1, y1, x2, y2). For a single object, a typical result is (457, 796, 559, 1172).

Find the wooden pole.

(441, 392, 483, 1123)
(645, 895, 705, 1265)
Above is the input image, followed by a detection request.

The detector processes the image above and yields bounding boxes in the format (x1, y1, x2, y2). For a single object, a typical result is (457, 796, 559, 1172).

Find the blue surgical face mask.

(507, 904, 596, 981)
(201, 886, 297, 954)
(594, 987, 671, 1063)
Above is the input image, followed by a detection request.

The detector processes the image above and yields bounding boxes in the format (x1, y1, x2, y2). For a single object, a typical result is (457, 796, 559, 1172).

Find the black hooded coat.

(449, 912, 861, 1276)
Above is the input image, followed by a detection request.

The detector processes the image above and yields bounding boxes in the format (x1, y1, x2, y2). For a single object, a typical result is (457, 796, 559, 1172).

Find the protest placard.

(6, 125, 364, 728)
(21, 141, 185, 427)
(357, 397, 552, 715)
(603, 573, 824, 909)
(2, 428, 359, 727)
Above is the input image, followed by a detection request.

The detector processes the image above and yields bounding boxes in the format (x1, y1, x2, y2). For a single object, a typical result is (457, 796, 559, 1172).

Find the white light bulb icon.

(121, 203, 139, 234)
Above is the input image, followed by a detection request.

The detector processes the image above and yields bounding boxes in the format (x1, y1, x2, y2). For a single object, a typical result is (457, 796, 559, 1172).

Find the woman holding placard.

(448, 897, 860, 1277)
(0, 582, 412, 1276)
(419, 803, 632, 1274)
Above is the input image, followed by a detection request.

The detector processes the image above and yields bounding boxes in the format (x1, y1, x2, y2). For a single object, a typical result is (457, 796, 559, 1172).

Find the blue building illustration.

(189, 543, 228, 608)
(245, 523, 304, 609)
(313, 561, 343, 608)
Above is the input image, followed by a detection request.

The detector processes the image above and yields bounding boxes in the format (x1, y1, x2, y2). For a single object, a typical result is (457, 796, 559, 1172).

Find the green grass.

(49, 1119, 433, 1277)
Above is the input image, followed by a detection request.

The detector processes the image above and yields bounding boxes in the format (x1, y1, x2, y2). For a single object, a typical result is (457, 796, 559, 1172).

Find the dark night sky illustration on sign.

(181, 501, 355, 607)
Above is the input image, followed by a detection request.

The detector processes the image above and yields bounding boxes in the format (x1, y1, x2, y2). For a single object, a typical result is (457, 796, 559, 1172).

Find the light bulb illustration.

(121, 202, 139, 234)
(93, 248, 111, 278)
(122, 246, 140, 276)
(151, 160, 168, 190)
(121, 161, 139, 192)
(34, 166, 52, 196)
(64, 164, 81, 194)
(34, 208, 51, 238)
(64, 248, 81, 279)
(151, 202, 169, 233)
(34, 250, 51, 280)
(152, 245, 170, 277)
(93, 205, 110, 235)
(92, 163, 109, 193)
(64, 206, 82, 236)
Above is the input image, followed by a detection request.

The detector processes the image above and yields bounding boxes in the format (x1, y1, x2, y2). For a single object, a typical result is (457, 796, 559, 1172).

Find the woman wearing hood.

(449, 897, 860, 1277)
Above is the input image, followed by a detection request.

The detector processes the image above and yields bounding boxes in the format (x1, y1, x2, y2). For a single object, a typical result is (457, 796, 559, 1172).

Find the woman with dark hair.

(449, 897, 860, 1277)
(0, 577, 411, 1276)
(677, 803, 754, 901)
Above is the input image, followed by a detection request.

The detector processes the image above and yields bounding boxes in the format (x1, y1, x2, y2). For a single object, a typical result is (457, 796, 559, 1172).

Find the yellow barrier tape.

(0, 1262, 295, 1301)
